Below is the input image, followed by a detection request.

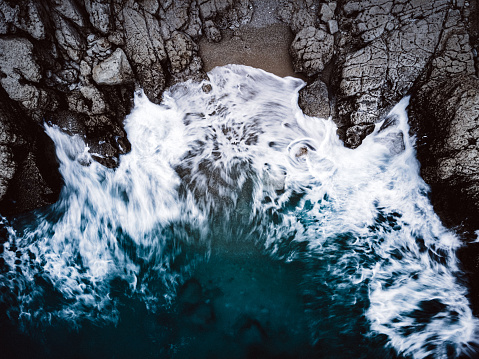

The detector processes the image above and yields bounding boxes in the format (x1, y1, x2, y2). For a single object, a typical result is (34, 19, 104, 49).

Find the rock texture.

(0, 0, 253, 213)
(278, 0, 479, 313)
(277, 0, 479, 224)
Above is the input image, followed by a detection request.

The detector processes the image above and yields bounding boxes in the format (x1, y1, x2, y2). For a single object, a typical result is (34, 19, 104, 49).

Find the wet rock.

(92, 48, 134, 85)
(298, 78, 330, 119)
(344, 124, 375, 149)
(410, 75, 479, 230)
(290, 26, 334, 76)
(410, 75, 479, 316)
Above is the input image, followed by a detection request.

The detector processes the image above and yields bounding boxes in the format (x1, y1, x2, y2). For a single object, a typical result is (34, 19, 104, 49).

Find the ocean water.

(0, 65, 478, 358)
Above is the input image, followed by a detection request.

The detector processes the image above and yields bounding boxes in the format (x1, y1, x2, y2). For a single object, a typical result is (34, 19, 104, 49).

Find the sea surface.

(0, 65, 477, 358)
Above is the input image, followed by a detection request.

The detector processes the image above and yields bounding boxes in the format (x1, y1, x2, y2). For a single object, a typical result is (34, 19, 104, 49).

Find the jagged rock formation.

(276, 0, 479, 230)
(278, 0, 478, 146)
(0, 0, 252, 213)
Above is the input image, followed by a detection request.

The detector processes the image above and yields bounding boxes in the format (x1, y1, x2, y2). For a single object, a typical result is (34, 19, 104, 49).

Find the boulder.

(290, 26, 334, 77)
(0, 37, 54, 111)
(298, 78, 330, 119)
(410, 76, 479, 230)
(166, 31, 197, 73)
(85, 0, 112, 35)
(92, 48, 134, 85)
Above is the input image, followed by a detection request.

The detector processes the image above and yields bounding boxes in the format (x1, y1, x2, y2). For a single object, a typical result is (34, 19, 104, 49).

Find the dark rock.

(178, 278, 203, 307)
(410, 75, 479, 231)
(298, 78, 330, 118)
(236, 316, 268, 346)
(290, 26, 334, 77)
(344, 124, 375, 149)
(121, 4, 167, 103)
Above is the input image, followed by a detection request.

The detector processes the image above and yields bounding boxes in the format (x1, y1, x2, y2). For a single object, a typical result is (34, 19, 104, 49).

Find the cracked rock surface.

(0, 0, 250, 213)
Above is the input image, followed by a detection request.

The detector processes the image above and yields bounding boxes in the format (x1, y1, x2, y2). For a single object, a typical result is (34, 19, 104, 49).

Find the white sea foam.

(0, 65, 477, 357)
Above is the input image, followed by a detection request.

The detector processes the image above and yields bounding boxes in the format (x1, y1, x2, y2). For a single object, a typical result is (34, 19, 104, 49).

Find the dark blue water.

(0, 66, 477, 359)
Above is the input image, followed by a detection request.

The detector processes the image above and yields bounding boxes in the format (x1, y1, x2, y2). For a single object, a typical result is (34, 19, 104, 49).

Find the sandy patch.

(199, 1, 306, 80)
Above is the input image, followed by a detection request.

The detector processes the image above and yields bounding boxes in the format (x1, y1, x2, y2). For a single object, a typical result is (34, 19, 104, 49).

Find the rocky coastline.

(1, 0, 479, 311)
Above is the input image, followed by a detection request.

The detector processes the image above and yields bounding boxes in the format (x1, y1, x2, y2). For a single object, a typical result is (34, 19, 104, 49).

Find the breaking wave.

(0, 65, 477, 358)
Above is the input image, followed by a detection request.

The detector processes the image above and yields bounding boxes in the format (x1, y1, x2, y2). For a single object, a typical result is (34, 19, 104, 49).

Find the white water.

(0, 65, 478, 358)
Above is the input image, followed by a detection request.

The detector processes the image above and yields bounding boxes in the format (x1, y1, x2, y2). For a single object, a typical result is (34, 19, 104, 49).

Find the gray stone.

(15, 1, 46, 40)
(298, 79, 330, 118)
(0, 146, 16, 201)
(53, 14, 85, 62)
(52, 0, 85, 27)
(67, 85, 108, 115)
(329, 1, 337, 13)
(328, 19, 338, 34)
(140, 0, 160, 14)
(0, 37, 54, 111)
(290, 26, 334, 76)
(122, 5, 167, 102)
(166, 31, 197, 73)
(204, 20, 221, 42)
(320, 3, 334, 22)
(290, 8, 316, 33)
(85, 0, 111, 34)
(199, 0, 217, 19)
(92, 48, 134, 85)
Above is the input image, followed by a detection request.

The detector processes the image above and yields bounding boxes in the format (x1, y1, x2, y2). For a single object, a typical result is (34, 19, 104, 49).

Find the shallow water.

(0, 65, 478, 358)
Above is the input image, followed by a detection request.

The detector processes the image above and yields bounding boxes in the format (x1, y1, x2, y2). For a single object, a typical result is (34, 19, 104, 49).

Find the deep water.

(0, 65, 478, 359)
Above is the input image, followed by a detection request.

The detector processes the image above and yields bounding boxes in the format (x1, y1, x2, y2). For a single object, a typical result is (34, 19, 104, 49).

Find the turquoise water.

(0, 65, 477, 358)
